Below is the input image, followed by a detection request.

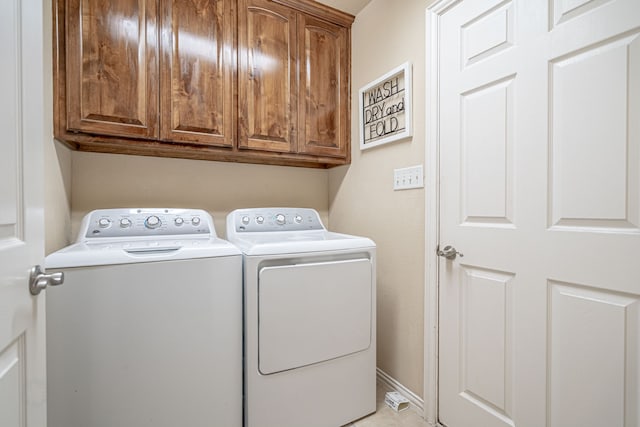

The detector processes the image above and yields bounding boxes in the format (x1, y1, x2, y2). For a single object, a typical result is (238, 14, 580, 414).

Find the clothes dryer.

(46, 208, 242, 427)
(226, 207, 376, 427)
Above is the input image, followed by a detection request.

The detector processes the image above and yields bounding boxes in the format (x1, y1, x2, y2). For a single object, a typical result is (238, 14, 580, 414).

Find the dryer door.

(258, 258, 372, 375)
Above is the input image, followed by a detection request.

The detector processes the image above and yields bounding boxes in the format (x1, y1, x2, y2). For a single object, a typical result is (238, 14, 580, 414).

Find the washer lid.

(45, 237, 241, 269)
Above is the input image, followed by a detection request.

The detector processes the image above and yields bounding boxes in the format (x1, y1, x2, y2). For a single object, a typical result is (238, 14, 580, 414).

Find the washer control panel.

(81, 208, 212, 240)
(231, 208, 324, 232)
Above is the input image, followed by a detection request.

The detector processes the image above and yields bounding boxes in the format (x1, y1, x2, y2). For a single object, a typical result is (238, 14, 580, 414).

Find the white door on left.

(0, 0, 47, 426)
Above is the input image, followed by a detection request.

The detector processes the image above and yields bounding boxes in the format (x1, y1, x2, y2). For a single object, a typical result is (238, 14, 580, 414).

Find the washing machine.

(226, 207, 377, 427)
(45, 208, 242, 427)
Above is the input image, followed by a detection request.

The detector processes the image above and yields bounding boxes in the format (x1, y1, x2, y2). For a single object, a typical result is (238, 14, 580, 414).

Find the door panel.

(0, 0, 46, 425)
(548, 281, 639, 427)
(436, 0, 640, 426)
(459, 267, 514, 417)
(0, 338, 24, 427)
(551, 0, 618, 28)
(66, 0, 158, 139)
(238, 0, 297, 152)
(461, 0, 514, 68)
(297, 15, 349, 158)
(0, 0, 20, 239)
(258, 259, 372, 374)
(160, 0, 234, 146)
(549, 32, 640, 230)
(461, 76, 515, 225)
(439, 2, 521, 422)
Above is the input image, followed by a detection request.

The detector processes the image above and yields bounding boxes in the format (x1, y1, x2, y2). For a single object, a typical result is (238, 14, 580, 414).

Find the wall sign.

(359, 62, 412, 150)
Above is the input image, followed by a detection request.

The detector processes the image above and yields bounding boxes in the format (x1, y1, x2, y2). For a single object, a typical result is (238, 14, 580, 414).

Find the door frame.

(424, 1, 457, 426)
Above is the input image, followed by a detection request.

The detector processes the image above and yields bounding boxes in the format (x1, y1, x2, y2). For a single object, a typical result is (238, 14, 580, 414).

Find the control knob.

(98, 218, 111, 228)
(275, 213, 286, 225)
(119, 218, 132, 228)
(145, 215, 161, 229)
(175, 217, 184, 226)
(294, 214, 303, 224)
(256, 216, 264, 224)
(192, 216, 201, 226)
(241, 216, 250, 225)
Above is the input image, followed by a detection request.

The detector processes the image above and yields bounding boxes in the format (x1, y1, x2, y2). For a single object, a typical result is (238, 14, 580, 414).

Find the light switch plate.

(393, 165, 424, 190)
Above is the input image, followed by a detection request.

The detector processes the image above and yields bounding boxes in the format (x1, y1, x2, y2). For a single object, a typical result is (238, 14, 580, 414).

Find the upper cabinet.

(65, 0, 159, 139)
(54, 0, 354, 168)
(237, 0, 350, 160)
(238, 0, 297, 153)
(297, 14, 349, 158)
(160, 0, 235, 147)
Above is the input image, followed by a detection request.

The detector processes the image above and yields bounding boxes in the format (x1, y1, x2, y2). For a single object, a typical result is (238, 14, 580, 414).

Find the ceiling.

(316, 0, 372, 16)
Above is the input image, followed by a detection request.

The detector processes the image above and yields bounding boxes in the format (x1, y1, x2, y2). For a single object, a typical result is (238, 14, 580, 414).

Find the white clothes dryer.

(226, 208, 377, 427)
(45, 208, 242, 427)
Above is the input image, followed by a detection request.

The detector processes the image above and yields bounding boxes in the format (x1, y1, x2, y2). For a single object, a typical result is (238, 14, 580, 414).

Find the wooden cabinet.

(54, 0, 353, 168)
(238, 0, 297, 153)
(160, 0, 235, 147)
(238, 0, 350, 160)
(297, 14, 349, 158)
(65, 0, 159, 139)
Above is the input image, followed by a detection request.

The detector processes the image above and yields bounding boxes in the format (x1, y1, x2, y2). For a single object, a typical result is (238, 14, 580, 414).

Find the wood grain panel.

(238, 0, 297, 152)
(66, 0, 158, 139)
(298, 15, 349, 158)
(160, 0, 234, 146)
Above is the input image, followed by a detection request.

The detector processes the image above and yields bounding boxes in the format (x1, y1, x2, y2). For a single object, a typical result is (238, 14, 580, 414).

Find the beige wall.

(45, 141, 72, 254)
(70, 152, 329, 239)
(330, 0, 430, 397)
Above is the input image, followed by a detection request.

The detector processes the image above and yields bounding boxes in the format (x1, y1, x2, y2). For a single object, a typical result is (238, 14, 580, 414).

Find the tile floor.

(344, 384, 431, 427)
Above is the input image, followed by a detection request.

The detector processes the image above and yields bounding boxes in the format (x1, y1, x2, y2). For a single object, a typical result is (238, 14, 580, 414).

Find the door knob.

(437, 245, 463, 260)
(29, 265, 64, 295)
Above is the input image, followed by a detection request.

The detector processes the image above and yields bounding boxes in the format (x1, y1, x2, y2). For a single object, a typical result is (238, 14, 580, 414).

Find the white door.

(435, 0, 640, 426)
(0, 0, 47, 426)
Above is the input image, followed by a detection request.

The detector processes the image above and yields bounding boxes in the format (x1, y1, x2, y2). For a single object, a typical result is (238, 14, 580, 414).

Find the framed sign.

(359, 62, 412, 150)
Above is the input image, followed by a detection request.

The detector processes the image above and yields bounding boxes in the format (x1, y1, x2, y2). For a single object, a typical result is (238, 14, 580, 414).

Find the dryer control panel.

(229, 208, 325, 232)
(79, 208, 213, 240)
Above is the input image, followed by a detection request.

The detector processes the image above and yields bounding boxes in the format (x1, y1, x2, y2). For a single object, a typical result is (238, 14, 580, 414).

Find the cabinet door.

(66, 0, 159, 139)
(238, 0, 297, 152)
(160, 0, 234, 147)
(297, 15, 349, 158)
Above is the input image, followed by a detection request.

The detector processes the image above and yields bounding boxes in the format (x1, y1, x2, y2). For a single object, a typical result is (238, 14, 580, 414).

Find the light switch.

(393, 165, 424, 190)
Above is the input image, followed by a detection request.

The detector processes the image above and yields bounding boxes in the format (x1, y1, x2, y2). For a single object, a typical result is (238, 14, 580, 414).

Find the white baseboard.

(376, 368, 424, 414)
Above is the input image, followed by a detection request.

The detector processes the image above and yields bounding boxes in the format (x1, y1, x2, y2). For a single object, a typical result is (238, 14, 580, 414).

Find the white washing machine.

(226, 207, 377, 427)
(45, 208, 242, 427)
